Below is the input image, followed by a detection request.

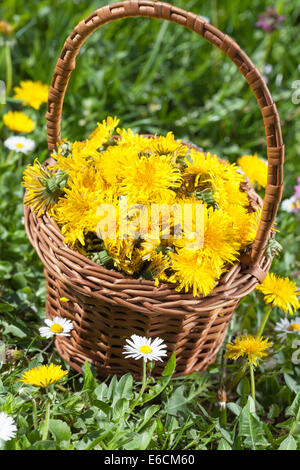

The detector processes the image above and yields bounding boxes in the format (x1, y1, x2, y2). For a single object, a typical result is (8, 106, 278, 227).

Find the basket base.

(54, 311, 235, 380)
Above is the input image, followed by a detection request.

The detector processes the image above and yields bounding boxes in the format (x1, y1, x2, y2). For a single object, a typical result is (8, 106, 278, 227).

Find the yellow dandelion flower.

(116, 127, 154, 150)
(94, 145, 139, 188)
(183, 150, 223, 188)
(174, 205, 240, 267)
(223, 204, 259, 248)
(52, 186, 104, 246)
(120, 154, 182, 203)
(22, 160, 68, 216)
(147, 252, 171, 286)
(184, 150, 244, 191)
(3, 111, 35, 133)
(88, 116, 119, 149)
(51, 141, 90, 174)
(139, 235, 161, 261)
(13, 80, 49, 110)
(212, 176, 250, 210)
(256, 273, 300, 315)
(19, 363, 68, 387)
(103, 237, 143, 275)
(225, 335, 272, 366)
(168, 250, 222, 297)
(150, 132, 188, 158)
(202, 207, 240, 267)
(237, 153, 268, 189)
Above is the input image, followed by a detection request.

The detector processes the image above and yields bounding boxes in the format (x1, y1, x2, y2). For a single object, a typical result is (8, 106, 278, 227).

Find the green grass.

(0, 0, 300, 451)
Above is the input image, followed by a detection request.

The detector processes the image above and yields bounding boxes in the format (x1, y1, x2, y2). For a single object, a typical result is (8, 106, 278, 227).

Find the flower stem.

(41, 337, 55, 355)
(32, 399, 38, 430)
(5, 44, 12, 97)
(133, 359, 147, 407)
(42, 399, 51, 441)
(249, 362, 256, 403)
(24, 335, 38, 357)
(4, 150, 14, 165)
(226, 360, 248, 392)
(256, 306, 272, 338)
(219, 404, 227, 428)
(126, 360, 147, 417)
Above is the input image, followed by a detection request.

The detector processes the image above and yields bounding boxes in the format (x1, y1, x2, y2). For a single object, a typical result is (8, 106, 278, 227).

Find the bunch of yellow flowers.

(23, 117, 262, 297)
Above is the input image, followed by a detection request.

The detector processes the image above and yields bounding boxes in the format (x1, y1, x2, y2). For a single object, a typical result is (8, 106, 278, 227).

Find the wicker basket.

(23, 0, 284, 378)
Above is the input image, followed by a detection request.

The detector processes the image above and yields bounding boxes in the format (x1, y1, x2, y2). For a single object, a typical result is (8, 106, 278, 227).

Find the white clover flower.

(274, 317, 300, 343)
(0, 412, 17, 442)
(39, 316, 73, 339)
(4, 135, 35, 154)
(123, 334, 167, 363)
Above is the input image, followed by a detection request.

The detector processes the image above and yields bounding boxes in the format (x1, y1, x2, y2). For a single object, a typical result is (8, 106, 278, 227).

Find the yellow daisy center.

(16, 143, 24, 148)
(289, 323, 300, 332)
(50, 323, 63, 333)
(139, 345, 152, 354)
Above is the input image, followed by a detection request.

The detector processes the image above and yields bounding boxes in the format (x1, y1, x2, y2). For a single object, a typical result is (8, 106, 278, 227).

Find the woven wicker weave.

(23, 0, 284, 378)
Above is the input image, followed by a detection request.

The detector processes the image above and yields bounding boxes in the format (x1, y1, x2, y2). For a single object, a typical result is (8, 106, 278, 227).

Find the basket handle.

(46, 0, 284, 268)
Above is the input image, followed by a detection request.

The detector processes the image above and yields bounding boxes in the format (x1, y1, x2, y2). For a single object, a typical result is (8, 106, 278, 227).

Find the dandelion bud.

(5, 348, 23, 362)
(217, 385, 227, 408)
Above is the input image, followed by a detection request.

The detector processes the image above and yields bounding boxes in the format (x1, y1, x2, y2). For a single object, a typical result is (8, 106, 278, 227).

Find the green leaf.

(28, 440, 57, 450)
(92, 399, 111, 416)
(84, 427, 115, 450)
(94, 382, 108, 401)
(123, 422, 157, 450)
(0, 301, 14, 312)
(3, 323, 27, 338)
(278, 435, 297, 450)
(237, 377, 250, 399)
(112, 398, 129, 421)
(113, 373, 133, 403)
(287, 390, 300, 418)
(284, 373, 300, 394)
(11, 273, 27, 289)
(136, 405, 160, 432)
(238, 397, 268, 450)
(227, 402, 242, 416)
(48, 419, 71, 442)
(217, 438, 232, 450)
(0, 261, 13, 279)
(165, 385, 189, 417)
(162, 352, 176, 377)
(82, 360, 98, 393)
(107, 375, 118, 402)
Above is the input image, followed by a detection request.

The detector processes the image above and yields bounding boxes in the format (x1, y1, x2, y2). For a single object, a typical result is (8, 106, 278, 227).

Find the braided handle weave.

(45, 0, 284, 267)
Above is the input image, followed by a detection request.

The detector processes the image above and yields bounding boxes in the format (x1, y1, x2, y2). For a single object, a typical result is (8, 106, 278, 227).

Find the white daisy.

(0, 412, 17, 442)
(274, 317, 300, 342)
(39, 316, 73, 339)
(4, 135, 35, 154)
(123, 334, 167, 363)
(281, 196, 299, 213)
